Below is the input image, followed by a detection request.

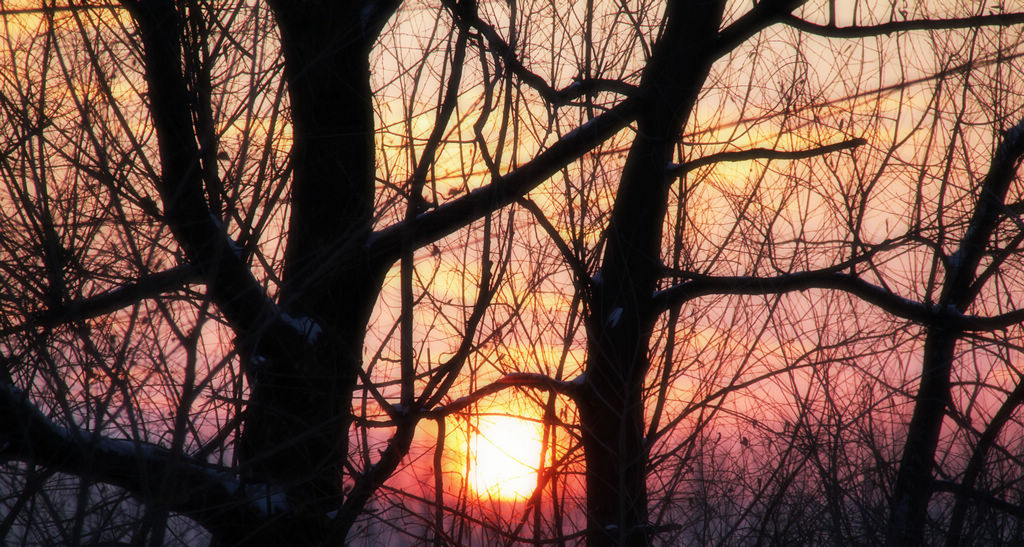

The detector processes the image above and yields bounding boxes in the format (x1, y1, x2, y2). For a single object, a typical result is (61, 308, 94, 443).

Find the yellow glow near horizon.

(467, 414, 543, 501)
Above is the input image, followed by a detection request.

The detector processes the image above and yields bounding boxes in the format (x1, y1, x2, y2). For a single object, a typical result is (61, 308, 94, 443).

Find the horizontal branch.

(0, 266, 199, 338)
(654, 269, 934, 324)
(933, 480, 1024, 521)
(668, 137, 866, 178)
(0, 380, 267, 542)
(550, 78, 640, 104)
(961, 308, 1024, 331)
(420, 373, 579, 419)
(655, 268, 1024, 332)
(783, 12, 1024, 39)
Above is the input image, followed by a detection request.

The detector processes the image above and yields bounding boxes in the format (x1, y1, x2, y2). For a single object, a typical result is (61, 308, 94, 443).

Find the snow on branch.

(278, 312, 323, 344)
(0, 380, 268, 539)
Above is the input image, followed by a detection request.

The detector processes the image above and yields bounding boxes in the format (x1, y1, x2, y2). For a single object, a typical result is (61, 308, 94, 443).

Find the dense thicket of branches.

(3, 0, 1024, 545)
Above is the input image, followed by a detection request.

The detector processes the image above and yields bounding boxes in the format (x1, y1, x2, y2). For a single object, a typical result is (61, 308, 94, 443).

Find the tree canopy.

(3, 1, 1024, 545)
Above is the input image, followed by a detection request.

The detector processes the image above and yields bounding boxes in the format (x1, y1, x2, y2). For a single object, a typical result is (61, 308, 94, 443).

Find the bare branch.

(668, 138, 866, 178)
(367, 97, 640, 262)
(516, 197, 591, 294)
(717, 0, 808, 53)
(783, 12, 1024, 39)
(0, 380, 265, 543)
(654, 269, 933, 325)
(0, 266, 199, 337)
(442, 0, 637, 105)
(127, 0, 311, 359)
(933, 480, 1024, 522)
(421, 373, 579, 419)
(960, 309, 1024, 331)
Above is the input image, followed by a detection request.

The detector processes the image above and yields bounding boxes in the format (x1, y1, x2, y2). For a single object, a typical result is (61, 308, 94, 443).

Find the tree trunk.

(237, 2, 394, 541)
(579, 2, 723, 543)
(886, 329, 957, 545)
(578, 351, 652, 545)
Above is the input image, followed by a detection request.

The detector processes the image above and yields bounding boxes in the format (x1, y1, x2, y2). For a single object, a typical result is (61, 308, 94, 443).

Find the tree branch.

(782, 12, 1024, 39)
(668, 137, 866, 178)
(0, 380, 267, 543)
(947, 373, 1024, 544)
(943, 119, 1024, 309)
(367, 97, 640, 263)
(654, 269, 934, 325)
(420, 373, 579, 419)
(516, 197, 592, 294)
(442, 0, 637, 106)
(365, 1, 830, 268)
(959, 308, 1024, 331)
(654, 267, 1024, 332)
(125, 0, 312, 361)
(717, 0, 808, 53)
(933, 480, 1024, 522)
(0, 266, 199, 337)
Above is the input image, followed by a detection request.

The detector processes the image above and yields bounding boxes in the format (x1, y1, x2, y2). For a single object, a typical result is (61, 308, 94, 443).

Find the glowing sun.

(467, 414, 543, 501)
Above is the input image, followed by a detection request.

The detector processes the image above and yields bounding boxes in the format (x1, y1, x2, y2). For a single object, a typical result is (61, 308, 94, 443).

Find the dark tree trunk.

(579, 2, 722, 544)
(236, 3, 397, 541)
(886, 329, 957, 545)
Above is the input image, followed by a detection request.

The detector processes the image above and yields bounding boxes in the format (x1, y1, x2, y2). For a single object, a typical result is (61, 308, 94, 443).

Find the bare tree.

(3, 1, 1024, 546)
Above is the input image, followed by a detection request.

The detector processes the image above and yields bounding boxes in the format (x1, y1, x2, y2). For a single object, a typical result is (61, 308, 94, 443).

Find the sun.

(467, 414, 544, 501)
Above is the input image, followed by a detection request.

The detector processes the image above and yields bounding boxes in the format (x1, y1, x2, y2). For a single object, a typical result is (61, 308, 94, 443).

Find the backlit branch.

(418, 239, 501, 409)
(364, 0, 824, 268)
(367, 97, 640, 263)
(668, 138, 867, 179)
(0, 380, 265, 544)
(0, 266, 199, 337)
(421, 373, 580, 419)
(948, 374, 1024, 541)
(441, 0, 638, 105)
(783, 12, 1024, 39)
(336, 414, 417, 536)
(717, 0, 807, 53)
(125, 0, 312, 360)
(654, 269, 933, 324)
(655, 268, 1024, 332)
(517, 197, 592, 294)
